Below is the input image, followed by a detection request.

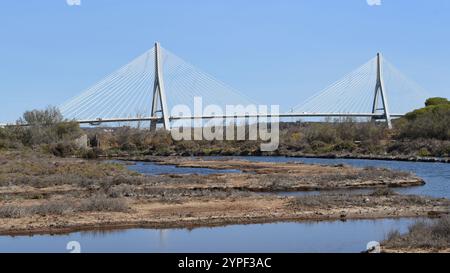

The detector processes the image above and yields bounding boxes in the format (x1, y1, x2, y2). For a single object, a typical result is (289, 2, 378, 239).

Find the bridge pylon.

(371, 53, 392, 129)
(150, 42, 171, 131)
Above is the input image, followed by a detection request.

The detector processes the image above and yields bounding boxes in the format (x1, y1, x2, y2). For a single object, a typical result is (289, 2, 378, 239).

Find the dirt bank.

(1, 193, 449, 236)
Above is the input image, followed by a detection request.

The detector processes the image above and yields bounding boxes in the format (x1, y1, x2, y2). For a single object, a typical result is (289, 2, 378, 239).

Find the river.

(1, 219, 417, 253)
(1, 156, 448, 253)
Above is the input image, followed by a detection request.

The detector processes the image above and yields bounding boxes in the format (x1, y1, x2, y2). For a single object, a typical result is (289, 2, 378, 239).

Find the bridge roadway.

(74, 112, 405, 125)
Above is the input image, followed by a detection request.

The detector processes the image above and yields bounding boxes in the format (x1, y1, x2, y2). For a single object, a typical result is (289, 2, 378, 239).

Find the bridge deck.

(75, 112, 404, 125)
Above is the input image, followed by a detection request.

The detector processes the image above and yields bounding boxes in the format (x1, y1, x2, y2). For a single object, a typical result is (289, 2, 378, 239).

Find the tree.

(14, 106, 82, 146)
(398, 98, 450, 140)
(19, 106, 63, 126)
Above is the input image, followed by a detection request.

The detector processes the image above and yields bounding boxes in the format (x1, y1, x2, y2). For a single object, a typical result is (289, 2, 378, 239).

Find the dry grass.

(288, 191, 447, 209)
(79, 196, 129, 212)
(384, 215, 450, 250)
(0, 197, 128, 218)
(370, 188, 396, 196)
(308, 167, 410, 183)
(0, 151, 134, 187)
(0, 206, 26, 218)
(31, 201, 73, 216)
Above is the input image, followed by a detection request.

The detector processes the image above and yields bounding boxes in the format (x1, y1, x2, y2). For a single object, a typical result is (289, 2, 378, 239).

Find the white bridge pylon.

(150, 42, 170, 131)
(60, 43, 430, 130)
(372, 53, 391, 128)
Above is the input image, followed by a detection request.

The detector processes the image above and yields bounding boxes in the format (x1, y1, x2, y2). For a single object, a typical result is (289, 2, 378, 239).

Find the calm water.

(207, 156, 450, 199)
(0, 219, 416, 253)
(1, 157, 448, 253)
(126, 156, 450, 198)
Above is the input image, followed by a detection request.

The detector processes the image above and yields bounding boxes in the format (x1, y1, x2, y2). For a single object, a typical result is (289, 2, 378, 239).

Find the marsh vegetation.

(384, 215, 450, 251)
(0, 98, 449, 159)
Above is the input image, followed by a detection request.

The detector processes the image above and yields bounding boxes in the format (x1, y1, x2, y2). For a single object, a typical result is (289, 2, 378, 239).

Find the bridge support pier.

(150, 42, 171, 131)
(371, 53, 392, 129)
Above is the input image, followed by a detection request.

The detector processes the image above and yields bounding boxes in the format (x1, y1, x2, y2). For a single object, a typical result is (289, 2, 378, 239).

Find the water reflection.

(0, 219, 418, 253)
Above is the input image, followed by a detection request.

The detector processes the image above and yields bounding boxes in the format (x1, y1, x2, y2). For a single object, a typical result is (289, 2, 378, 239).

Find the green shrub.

(334, 140, 356, 152)
(0, 107, 83, 156)
(398, 98, 450, 140)
(305, 124, 338, 144)
(55, 121, 82, 140)
(425, 97, 450, 107)
(418, 147, 431, 157)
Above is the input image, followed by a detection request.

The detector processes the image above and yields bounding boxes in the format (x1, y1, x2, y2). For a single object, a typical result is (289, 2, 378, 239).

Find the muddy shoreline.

(285, 153, 450, 164)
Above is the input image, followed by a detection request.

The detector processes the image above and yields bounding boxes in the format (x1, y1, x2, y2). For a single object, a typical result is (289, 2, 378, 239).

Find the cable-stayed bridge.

(59, 42, 430, 130)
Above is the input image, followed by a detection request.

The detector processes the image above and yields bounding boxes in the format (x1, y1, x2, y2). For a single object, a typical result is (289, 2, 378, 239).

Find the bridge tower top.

(150, 42, 170, 131)
(372, 52, 392, 129)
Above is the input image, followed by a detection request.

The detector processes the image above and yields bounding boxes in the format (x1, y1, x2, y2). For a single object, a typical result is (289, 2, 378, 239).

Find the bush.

(432, 216, 450, 237)
(418, 147, 431, 157)
(425, 97, 450, 107)
(19, 106, 63, 126)
(0, 206, 26, 218)
(107, 184, 136, 198)
(31, 201, 72, 216)
(305, 123, 338, 144)
(79, 196, 129, 212)
(77, 148, 98, 159)
(370, 188, 395, 197)
(0, 138, 23, 150)
(384, 216, 450, 250)
(0, 107, 83, 153)
(48, 141, 78, 157)
(55, 121, 82, 140)
(334, 140, 357, 152)
(386, 230, 401, 241)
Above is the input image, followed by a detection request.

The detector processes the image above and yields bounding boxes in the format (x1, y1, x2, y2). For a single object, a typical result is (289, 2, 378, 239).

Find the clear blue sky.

(1, 0, 449, 122)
